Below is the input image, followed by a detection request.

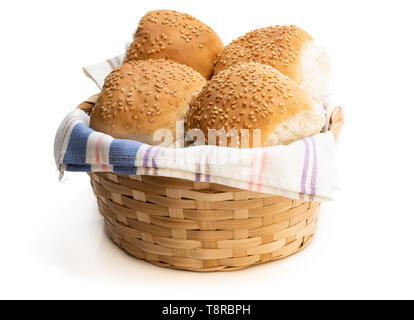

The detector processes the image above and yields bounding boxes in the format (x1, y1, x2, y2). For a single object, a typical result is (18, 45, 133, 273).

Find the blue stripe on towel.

(109, 139, 142, 166)
(63, 123, 94, 164)
(113, 166, 137, 175)
(66, 164, 92, 172)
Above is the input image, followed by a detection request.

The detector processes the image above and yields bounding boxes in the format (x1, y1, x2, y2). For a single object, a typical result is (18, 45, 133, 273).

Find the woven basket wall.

(79, 95, 344, 272)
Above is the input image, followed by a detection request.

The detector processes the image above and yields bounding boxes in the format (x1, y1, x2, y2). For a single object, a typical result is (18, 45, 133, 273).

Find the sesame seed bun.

(185, 62, 325, 147)
(90, 59, 206, 146)
(213, 25, 330, 102)
(125, 10, 224, 79)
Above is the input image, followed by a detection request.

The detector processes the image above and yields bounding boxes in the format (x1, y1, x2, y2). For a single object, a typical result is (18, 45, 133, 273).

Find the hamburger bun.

(213, 25, 330, 102)
(125, 10, 224, 79)
(90, 59, 206, 146)
(186, 62, 325, 147)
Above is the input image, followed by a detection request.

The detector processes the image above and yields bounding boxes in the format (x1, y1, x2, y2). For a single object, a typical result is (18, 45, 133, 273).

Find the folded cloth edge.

(54, 107, 336, 202)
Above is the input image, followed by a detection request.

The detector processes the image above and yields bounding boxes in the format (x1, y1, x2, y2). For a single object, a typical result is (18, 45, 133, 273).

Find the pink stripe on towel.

(95, 135, 104, 164)
(256, 151, 268, 193)
(248, 152, 259, 190)
(95, 134, 107, 171)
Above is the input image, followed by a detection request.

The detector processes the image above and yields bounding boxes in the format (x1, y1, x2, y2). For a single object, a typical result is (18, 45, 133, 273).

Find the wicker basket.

(78, 95, 344, 272)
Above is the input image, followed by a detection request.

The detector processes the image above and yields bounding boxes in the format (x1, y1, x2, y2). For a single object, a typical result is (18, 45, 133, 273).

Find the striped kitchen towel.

(54, 108, 337, 201)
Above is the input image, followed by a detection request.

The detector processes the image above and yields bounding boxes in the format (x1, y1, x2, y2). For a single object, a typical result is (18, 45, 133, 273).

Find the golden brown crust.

(213, 25, 312, 83)
(125, 10, 224, 79)
(90, 59, 206, 144)
(185, 62, 315, 147)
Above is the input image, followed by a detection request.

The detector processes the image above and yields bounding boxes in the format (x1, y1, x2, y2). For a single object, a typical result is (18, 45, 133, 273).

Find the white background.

(1, 0, 413, 299)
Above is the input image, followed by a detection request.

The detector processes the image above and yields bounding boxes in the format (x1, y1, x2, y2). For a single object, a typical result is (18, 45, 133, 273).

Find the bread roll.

(213, 25, 330, 102)
(125, 10, 224, 79)
(90, 59, 206, 146)
(185, 62, 325, 147)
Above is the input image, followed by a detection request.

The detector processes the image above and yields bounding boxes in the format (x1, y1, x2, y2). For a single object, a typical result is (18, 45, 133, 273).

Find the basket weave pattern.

(89, 173, 319, 271)
(79, 96, 342, 271)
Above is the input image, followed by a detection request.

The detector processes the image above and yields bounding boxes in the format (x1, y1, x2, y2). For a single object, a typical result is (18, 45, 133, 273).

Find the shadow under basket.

(80, 95, 344, 272)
